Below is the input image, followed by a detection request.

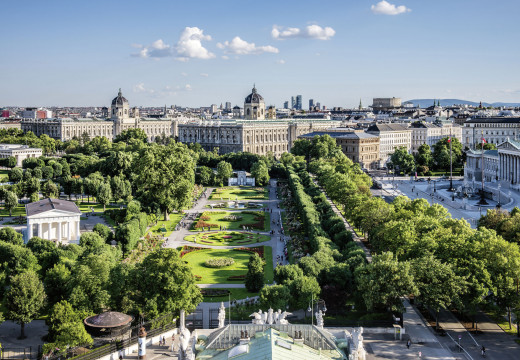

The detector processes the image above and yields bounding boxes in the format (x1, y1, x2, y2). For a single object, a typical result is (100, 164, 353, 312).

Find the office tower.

(309, 99, 314, 110)
(283, 101, 289, 109)
(296, 95, 302, 110)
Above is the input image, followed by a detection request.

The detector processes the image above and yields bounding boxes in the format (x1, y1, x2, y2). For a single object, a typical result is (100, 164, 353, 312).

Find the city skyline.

(2, 0, 520, 108)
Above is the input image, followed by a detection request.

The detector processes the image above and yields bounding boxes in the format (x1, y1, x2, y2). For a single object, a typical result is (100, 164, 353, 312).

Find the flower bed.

(233, 247, 265, 258)
(180, 245, 207, 258)
(204, 257, 235, 268)
(194, 220, 218, 229)
(227, 274, 246, 281)
(194, 275, 202, 281)
(201, 289, 230, 297)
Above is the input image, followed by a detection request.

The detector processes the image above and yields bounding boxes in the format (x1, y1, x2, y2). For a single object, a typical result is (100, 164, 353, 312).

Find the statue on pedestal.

(218, 302, 226, 328)
(315, 310, 324, 328)
(267, 308, 274, 325)
(250, 310, 265, 324)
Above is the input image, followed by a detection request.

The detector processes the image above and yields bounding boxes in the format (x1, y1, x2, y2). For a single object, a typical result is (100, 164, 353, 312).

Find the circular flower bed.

(204, 257, 235, 268)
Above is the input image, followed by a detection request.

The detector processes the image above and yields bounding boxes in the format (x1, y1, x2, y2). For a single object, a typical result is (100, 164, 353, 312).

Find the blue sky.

(2, 0, 520, 108)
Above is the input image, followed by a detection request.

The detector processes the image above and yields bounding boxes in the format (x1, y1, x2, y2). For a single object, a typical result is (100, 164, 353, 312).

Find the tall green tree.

(132, 248, 202, 318)
(245, 253, 264, 292)
(250, 161, 270, 186)
(134, 143, 195, 220)
(216, 160, 233, 186)
(5, 271, 46, 339)
(97, 182, 112, 212)
(259, 284, 290, 311)
(389, 146, 415, 174)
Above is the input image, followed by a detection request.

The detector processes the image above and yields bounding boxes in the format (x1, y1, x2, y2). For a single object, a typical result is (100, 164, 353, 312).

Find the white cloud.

(221, 55, 229, 60)
(185, 84, 192, 91)
(371, 1, 411, 15)
(133, 83, 155, 94)
(181, 72, 188, 77)
(216, 37, 278, 55)
(200, 73, 209, 77)
(131, 39, 172, 58)
(271, 25, 335, 40)
(276, 59, 286, 64)
(175, 27, 215, 61)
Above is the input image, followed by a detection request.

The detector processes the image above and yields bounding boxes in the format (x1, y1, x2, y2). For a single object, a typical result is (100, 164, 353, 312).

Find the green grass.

(101, 214, 116, 227)
(75, 201, 119, 213)
(0, 169, 9, 182)
(147, 213, 184, 237)
(183, 246, 273, 284)
(183, 248, 252, 283)
(0, 204, 26, 217)
(192, 211, 270, 232)
(210, 187, 268, 201)
(201, 288, 259, 302)
(184, 231, 270, 246)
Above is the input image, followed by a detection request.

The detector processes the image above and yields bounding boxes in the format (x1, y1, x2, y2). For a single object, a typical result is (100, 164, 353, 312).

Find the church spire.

(359, 98, 363, 110)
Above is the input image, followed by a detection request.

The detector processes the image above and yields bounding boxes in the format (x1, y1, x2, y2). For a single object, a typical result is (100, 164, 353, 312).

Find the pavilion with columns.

(25, 198, 82, 244)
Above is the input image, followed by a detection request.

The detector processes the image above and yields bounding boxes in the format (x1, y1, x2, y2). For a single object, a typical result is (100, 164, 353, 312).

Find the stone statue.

(274, 309, 281, 324)
(279, 310, 291, 325)
(315, 310, 324, 328)
(267, 308, 274, 325)
(218, 302, 226, 328)
(250, 310, 264, 324)
(179, 327, 191, 353)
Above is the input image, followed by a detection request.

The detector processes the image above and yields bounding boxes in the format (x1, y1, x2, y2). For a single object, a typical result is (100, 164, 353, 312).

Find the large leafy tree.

(96, 181, 112, 212)
(415, 144, 433, 168)
(216, 160, 233, 186)
(245, 253, 264, 292)
(250, 161, 270, 186)
(432, 137, 462, 170)
(5, 271, 46, 339)
(47, 300, 93, 346)
(134, 143, 195, 220)
(259, 284, 290, 311)
(355, 252, 416, 312)
(132, 248, 202, 318)
(389, 146, 415, 174)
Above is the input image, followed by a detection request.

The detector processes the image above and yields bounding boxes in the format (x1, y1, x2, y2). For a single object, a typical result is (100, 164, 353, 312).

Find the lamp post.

(307, 294, 327, 327)
(434, 181, 437, 193)
(448, 130, 455, 192)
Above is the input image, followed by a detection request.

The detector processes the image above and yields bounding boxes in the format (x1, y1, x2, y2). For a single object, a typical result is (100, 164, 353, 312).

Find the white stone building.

(462, 117, 520, 148)
(228, 171, 255, 186)
(366, 123, 412, 167)
(410, 121, 462, 152)
(25, 198, 82, 244)
(0, 144, 43, 167)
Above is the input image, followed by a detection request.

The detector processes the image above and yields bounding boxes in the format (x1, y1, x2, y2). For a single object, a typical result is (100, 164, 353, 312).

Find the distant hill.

(405, 99, 520, 108)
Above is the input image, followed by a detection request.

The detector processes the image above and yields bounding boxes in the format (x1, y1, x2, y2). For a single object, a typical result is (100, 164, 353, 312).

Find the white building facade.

(410, 121, 462, 152)
(25, 198, 82, 244)
(0, 144, 43, 166)
(367, 123, 412, 167)
(462, 117, 520, 148)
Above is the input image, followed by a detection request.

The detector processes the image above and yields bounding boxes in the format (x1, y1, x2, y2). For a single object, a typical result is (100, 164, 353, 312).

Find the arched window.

(247, 109, 250, 115)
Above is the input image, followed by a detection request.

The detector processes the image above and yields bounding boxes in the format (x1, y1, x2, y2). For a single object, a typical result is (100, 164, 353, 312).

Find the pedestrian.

(171, 334, 176, 352)
(481, 346, 486, 356)
(406, 339, 411, 349)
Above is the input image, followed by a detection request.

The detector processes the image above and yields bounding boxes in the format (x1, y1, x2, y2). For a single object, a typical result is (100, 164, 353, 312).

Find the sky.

(2, 0, 520, 108)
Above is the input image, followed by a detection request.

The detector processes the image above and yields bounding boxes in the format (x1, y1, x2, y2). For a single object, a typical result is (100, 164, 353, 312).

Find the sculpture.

(249, 310, 265, 324)
(315, 310, 324, 328)
(273, 310, 280, 324)
(279, 310, 291, 325)
(267, 308, 274, 325)
(218, 302, 226, 328)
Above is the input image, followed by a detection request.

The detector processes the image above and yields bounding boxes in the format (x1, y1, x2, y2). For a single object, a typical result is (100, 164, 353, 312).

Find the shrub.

(204, 257, 235, 268)
(234, 247, 264, 258)
(201, 289, 230, 297)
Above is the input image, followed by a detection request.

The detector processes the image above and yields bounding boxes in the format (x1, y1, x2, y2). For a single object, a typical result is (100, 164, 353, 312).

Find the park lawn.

(147, 213, 184, 237)
(184, 231, 270, 246)
(201, 288, 259, 303)
(210, 187, 268, 201)
(263, 246, 274, 283)
(192, 211, 270, 232)
(0, 169, 9, 182)
(183, 248, 251, 283)
(0, 204, 26, 217)
(75, 202, 120, 213)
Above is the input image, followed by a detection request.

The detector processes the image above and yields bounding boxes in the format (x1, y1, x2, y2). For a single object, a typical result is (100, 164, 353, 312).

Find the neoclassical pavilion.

(25, 198, 82, 244)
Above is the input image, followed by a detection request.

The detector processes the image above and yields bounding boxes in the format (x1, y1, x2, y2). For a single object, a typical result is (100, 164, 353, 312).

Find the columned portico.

(25, 198, 82, 244)
(497, 139, 520, 186)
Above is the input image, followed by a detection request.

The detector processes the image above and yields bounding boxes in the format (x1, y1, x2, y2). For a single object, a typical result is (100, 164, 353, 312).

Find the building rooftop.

(26, 198, 81, 217)
(465, 117, 520, 124)
(367, 123, 410, 132)
(299, 131, 378, 140)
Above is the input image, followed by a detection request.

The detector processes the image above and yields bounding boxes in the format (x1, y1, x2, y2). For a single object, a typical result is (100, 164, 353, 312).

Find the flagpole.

(449, 128, 454, 192)
(479, 130, 488, 205)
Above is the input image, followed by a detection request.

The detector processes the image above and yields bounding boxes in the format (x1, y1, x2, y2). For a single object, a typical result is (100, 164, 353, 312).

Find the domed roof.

(111, 88, 128, 106)
(84, 311, 133, 328)
(245, 86, 264, 104)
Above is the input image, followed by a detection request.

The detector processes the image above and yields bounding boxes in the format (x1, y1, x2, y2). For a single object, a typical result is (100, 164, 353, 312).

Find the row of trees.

(390, 137, 464, 175)
(307, 135, 520, 327)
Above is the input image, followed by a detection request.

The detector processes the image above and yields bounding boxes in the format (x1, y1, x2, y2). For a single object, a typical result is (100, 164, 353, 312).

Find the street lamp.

(307, 294, 327, 327)
(434, 181, 437, 193)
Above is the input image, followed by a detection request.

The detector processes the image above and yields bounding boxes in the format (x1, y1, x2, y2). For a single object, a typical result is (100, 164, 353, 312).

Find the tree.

(9, 167, 23, 183)
(288, 276, 321, 310)
(41, 165, 54, 180)
(5, 271, 46, 339)
(245, 253, 264, 292)
(433, 137, 462, 171)
(5, 190, 18, 216)
(274, 264, 304, 284)
(390, 146, 415, 174)
(134, 143, 195, 220)
(47, 301, 93, 347)
(415, 144, 433, 168)
(44, 263, 72, 305)
(110, 175, 132, 202)
(79, 232, 105, 252)
(251, 161, 270, 186)
(114, 128, 148, 143)
(132, 248, 202, 318)
(196, 166, 213, 186)
(259, 284, 290, 311)
(0, 227, 23, 246)
(475, 143, 497, 150)
(42, 180, 59, 198)
(355, 252, 417, 312)
(97, 182, 112, 212)
(216, 160, 233, 186)
(411, 255, 466, 328)
(7, 156, 17, 168)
